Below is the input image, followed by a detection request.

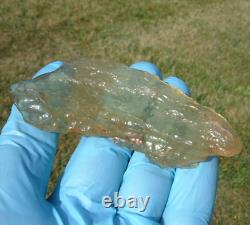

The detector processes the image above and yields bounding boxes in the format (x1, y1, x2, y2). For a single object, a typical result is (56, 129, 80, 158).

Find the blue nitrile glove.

(0, 60, 218, 225)
(130, 61, 163, 80)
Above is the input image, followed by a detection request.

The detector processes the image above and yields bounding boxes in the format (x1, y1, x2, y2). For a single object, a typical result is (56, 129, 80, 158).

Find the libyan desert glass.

(10, 59, 242, 167)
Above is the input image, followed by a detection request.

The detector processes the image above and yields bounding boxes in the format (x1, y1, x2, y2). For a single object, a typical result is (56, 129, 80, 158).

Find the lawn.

(0, 0, 249, 224)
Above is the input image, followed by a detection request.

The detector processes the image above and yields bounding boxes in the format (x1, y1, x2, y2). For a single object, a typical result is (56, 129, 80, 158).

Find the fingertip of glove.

(32, 61, 64, 79)
(164, 76, 191, 96)
(130, 61, 162, 80)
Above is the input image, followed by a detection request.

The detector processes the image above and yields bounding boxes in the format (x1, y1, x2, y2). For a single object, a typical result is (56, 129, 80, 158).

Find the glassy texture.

(10, 59, 242, 167)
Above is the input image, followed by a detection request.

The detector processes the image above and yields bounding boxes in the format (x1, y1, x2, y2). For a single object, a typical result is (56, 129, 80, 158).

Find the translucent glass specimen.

(10, 59, 242, 167)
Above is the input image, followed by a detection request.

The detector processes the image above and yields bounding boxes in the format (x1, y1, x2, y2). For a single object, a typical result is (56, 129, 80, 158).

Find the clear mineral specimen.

(10, 59, 242, 167)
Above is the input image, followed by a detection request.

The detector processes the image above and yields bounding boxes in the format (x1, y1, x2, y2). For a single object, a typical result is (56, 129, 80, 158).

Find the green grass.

(0, 0, 250, 224)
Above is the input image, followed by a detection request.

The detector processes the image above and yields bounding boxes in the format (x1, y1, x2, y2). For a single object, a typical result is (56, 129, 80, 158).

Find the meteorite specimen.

(10, 59, 242, 167)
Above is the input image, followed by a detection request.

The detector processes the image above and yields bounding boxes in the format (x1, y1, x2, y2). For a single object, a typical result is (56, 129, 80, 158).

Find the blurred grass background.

(0, 0, 249, 224)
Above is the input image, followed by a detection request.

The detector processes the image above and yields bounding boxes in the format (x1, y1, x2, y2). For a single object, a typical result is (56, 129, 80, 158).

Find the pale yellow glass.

(11, 59, 242, 167)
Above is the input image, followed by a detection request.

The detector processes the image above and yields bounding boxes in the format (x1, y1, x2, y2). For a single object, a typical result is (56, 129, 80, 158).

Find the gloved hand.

(0, 60, 218, 225)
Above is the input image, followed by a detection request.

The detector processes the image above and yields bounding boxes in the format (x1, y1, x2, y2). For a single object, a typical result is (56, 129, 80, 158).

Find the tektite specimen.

(10, 59, 242, 167)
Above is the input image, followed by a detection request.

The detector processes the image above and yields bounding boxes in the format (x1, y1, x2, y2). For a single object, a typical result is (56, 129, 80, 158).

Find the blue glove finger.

(49, 137, 133, 224)
(0, 61, 63, 215)
(116, 62, 174, 225)
(161, 76, 218, 225)
(117, 152, 175, 224)
(161, 157, 219, 225)
(130, 61, 162, 80)
(164, 76, 191, 96)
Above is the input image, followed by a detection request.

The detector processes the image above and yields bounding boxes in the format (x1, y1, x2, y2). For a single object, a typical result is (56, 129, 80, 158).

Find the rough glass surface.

(10, 59, 242, 167)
